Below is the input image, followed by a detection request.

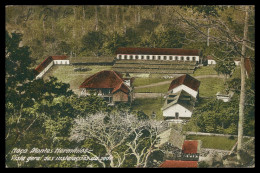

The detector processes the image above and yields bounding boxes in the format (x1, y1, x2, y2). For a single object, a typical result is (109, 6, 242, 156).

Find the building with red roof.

(79, 70, 133, 104)
(168, 74, 200, 98)
(162, 74, 200, 122)
(181, 140, 202, 161)
(34, 55, 69, 79)
(159, 160, 198, 168)
(115, 47, 201, 63)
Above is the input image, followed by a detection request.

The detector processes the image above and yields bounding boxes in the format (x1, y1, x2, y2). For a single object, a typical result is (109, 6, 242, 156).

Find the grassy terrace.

(134, 76, 226, 98)
(191, 65, 218, 76)
(131, 97, 165, 120)
(186, 135, 249, 150)
(43, 65, 113, 94)
(133, 78, 171, 87)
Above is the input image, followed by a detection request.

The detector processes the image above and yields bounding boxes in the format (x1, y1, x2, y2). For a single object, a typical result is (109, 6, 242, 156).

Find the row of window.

(118, 55, 197, 61)
(54, 60, 69, 64)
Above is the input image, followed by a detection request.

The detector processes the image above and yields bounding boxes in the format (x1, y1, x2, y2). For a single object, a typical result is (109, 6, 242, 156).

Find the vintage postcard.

(5, 5, 255, 168)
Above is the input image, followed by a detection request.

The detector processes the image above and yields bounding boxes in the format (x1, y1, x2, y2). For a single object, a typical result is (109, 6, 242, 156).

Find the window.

(175, 112, 179, 119)
(175, 56, 178, 60)
(119, 55, 122, 59)
(164, 56, 167, 60)
(169, 56, 173, 60)
(192, 57, 196, 61)
(130, 55, 133, 60)
(186, 57, 190, 61)
(152, 56, 155, 60)
(135, 55, 139, 59)
(141, 55, 144, 59)
(124, 55, 127, 59)
(181, 56, 184, 61)
(147, 55, 150, 59)
(158, 56, 161, 60)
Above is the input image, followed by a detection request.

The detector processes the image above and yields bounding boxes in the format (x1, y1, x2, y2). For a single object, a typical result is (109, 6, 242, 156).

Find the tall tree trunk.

(82, 6, 85, 20)
(237, 5, 249, 161)
(95, 6, 98, 31)
(207, 27, 210, 46)
(106, 5, 110, 19)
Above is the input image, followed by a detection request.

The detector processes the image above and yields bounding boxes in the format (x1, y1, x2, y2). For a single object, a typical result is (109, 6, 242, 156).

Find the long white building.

(115, 47, 201, 63)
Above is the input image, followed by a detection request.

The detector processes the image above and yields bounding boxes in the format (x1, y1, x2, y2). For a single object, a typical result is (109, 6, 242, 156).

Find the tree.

(81, 31, 106, 56)
(69, 113, 163, 167)
(173, 5, 254, 162)
(237, 5, 250, 161)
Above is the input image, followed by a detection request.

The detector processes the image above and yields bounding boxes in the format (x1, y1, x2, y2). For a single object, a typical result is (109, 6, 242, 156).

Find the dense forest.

(6, 5, 255, 66)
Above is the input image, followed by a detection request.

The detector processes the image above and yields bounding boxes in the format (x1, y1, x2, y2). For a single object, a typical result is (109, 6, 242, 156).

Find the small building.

(206, 56, 216, 65)
(216, 91, 234, 102)
(159, 160, 198, 168)
(115, 47, 201, 64)
(156, 128, 186, 160)
(181, 140, 202, 161)
(234, 58, 241, 66)
(162, 90, 196, 122)
(52, 55, 70, 65)
(34, 55, 69, 79)
(167, 74, 200, 98)
(79, 70, 133, 105)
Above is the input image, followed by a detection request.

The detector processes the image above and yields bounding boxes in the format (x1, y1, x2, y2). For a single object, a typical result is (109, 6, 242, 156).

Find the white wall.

(116, 54, 200, 62)
(208, 60, 216, 65)
(36, 61, 54, 79)
(234, 61, 240, 66)
(170, 85, 198, 98)
(53, 60, 70, 65)
(163, 104, 192, 118)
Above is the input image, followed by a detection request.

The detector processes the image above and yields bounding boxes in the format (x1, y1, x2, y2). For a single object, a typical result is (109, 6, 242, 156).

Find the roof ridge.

(79, 70, 105, 88)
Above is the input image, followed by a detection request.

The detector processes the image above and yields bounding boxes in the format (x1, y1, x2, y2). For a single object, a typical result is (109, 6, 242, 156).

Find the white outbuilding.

(162, 90, 196, 123)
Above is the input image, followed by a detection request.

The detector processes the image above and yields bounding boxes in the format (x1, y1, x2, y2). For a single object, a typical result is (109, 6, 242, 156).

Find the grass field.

(133, 77, 171, 87)
(43, 65, 113, 92)
(134, 83, 170, 93)
(131, 97, 165, 120)
(192, 66, 218, 76)
(199, 77, 226, 98)
(186, 135, 250, 150)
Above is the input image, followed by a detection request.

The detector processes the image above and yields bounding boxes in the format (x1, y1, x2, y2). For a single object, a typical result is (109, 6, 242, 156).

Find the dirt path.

(134, 75, 224, 89)
(134, 93, 164, 98)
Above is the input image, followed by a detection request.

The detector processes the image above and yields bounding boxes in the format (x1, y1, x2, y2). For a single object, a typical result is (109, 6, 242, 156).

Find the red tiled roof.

(51, 55, 68, 60)
(168, 74, 200, 91)
(79, 70, 130, 94)
(34, 56, 53, 74)
(116, 47, 200, 56)
(182, 140, 198, 154)
(206, 56, 215, 60)
(245, 58, 253, 76)
(159, 160, 198, 168)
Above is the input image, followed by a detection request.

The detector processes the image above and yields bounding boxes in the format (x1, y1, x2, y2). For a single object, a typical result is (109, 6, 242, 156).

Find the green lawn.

(43, 65, 113, 91)
(133, 77, 171, 87)
(131, 97, 165, 120)
(199, 77, 225, 98)
(134, 76, 225, 96)
(134, 83, 170, 93)
(186, 135, 238, 150)
(192, 66, 218, 76)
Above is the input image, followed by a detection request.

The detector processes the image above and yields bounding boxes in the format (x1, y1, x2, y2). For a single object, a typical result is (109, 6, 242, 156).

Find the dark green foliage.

(137, 110, 149, 120)
(81, 31, 106, 56)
